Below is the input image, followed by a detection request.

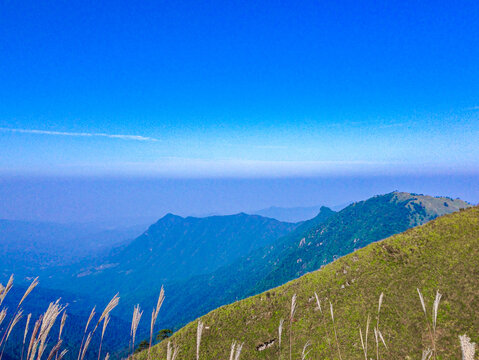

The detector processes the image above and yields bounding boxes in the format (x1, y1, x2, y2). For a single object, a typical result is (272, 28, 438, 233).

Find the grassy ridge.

(144, 206, 479, 359)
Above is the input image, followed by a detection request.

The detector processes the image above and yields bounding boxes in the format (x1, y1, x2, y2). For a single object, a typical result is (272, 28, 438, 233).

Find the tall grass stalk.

(166, 341, 179, 360)
(459, 334, 476, 360)
(300, 340, 311, 360)
(27, 299, 66, 360)
(77, 306, 96, 360)
(97, 314, 110, 360)
(131, 305, 143, 359)
(196, 320, 204, 360)
(315, 292, 334, 358)
(359, 314, 370, 360)
(26, 316, 41, 360)
(422, 348, 433, 360)
(329, 300, 343, 360)
(0, 275, 14, 306)
(1, 276, 37, 359)
(19, 277, 39, 307)
(234, 343, 244, 360)
(5, 310, 23, 343)
(229, 341, 237, 360)
(417, 288, 441, 359)
(0, 309, 7, 327)
(289, 294, 297, 360)
(46, 339, 63, 360)
(56, 311, 67, 360)
(94, 294, 120, 333)
(148, 286, 165, 359)
(278, 318, 284, 359)
(21, 313, 32, 360)
(80, 332, 92, 360)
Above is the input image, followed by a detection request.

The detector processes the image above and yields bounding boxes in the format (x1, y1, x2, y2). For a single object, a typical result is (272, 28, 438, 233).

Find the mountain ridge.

(143, 204, 479, 360)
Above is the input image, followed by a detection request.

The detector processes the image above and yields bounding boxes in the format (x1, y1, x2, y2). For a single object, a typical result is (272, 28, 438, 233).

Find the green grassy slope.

(145, 206, 479, 360)
(253, 192, 471, 293)
(157, 192, 468, 331)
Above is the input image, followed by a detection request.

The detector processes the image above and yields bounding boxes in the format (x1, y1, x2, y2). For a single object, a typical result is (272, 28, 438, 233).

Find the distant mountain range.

(251, 205, 327, 222)
(39, 193, 469, 328)
(57, 212, 297, 286)
(0, 191, 471, 359)
(0, 220, 145, 276)
(144, 202, 479, 360)
(251, 202, 351, 222)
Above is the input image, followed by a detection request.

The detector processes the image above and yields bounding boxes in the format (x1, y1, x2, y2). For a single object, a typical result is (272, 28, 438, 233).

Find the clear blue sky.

(1, 0, 478, 178)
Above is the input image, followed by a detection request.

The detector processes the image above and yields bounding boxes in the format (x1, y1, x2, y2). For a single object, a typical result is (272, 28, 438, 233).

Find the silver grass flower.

(0, 308, 7, 326)
(459, 335, 476, 360)
(27, 316, 42, 360)
(417, 288, 427, 317)
(196, 320, 204, 360)
(149, 286, 165, 359)
(19, 277, 39, 307)
(35, 300, 66, 360)
(5, 309, 23, 343)
(229, 341, 237, 360)
(131, 304, 143, 357)
(314, 292, 322, 313)
(278, 318, 284, 348)
(0, 275, 14, 306)
(80, 332, 92, 360)
(290, 294, 297, 321)
(166, 341, 179, 360)
(57, 349, 68, 360)
(359, 321, 371, 360)
(94, 293, 119, 332)
(78, 306, 96, 360)
(234, 342, 243, 360)
(422, 348, 433, 360)
(46, 339, 63, 360)
(59, 311, 67, 339)
(301, 340, 311, 360)
(432, 291, 442, 332)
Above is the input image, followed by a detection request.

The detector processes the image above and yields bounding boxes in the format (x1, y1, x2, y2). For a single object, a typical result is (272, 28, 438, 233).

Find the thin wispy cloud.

(0, 127, 158, 142)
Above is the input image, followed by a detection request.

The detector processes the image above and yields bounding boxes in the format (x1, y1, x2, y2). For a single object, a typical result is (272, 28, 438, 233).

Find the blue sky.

(1, 0, 479, 177)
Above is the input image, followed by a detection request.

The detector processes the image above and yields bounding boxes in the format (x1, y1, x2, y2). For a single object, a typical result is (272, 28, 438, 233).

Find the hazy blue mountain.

(55, 213, 298, 285)
(252, 205, 326, 222)
(0, 219, 145, 277)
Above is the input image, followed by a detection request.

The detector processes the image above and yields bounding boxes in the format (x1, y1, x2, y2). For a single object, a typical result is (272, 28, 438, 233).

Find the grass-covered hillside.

(157, 192, 469, 330)
(144, 205, 479, 360)
(253, 191, 471, 293)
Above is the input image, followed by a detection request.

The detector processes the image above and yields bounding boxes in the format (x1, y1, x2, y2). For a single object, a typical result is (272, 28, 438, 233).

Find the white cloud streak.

(0, 127, 158, 142)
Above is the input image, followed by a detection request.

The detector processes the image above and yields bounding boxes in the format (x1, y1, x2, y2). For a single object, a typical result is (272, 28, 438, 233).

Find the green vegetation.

(1, 192, 471, 359)
(143, 205, 479, 359)
(157, 192, 468, 331)
(156, 329, 173, 341)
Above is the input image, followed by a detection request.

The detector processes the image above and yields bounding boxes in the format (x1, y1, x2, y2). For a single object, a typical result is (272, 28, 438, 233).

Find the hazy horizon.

(1, 173, 477, 225)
